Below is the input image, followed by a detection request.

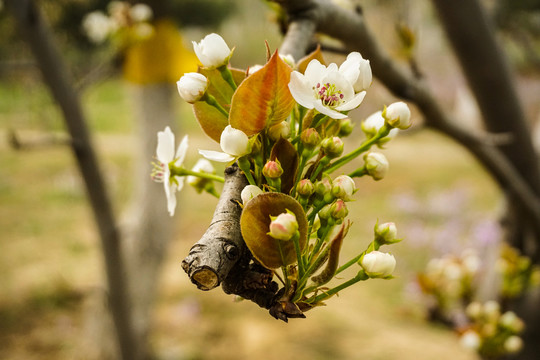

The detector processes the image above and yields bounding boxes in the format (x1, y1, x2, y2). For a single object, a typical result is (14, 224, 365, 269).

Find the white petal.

(304, 60, 326, 84)
(220, 126, 250, 156)
(156, 126, 175, 163)
(321, 71, 354, 100)
(174, 135, 189, 166)
(336, 91, 366, 111)
(339, 53, 361, 83)
(199, 149, 236, 162)
(166, 182, 178, 216)
(313, 100, 347, 119)
(288, 72, 315, 110)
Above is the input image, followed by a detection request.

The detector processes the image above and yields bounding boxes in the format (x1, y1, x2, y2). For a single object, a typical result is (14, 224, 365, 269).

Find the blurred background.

(1, 0, 539, 359)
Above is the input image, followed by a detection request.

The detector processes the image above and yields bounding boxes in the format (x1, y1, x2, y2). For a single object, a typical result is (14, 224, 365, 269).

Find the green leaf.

(193, 67, 245, 142)
(229, 51, 295, 136)
(270, 138, 298, 194)
(240, 193, 307, 269)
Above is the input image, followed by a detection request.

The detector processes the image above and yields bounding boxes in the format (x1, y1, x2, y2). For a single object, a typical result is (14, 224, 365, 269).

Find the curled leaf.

(240, 193, 307, 269)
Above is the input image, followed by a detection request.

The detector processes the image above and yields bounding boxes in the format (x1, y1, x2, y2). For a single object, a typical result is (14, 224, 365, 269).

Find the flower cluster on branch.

(154, 33, 411, 320)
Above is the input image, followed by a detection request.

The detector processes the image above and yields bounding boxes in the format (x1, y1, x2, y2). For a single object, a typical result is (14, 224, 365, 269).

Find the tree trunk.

(122, 83, 176, 359)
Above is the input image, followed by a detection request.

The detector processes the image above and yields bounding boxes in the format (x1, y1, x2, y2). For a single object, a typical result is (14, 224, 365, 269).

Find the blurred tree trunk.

(122, 83, 176, 360)
(431, 1, 540, 359)
(4, 1, 139, 359)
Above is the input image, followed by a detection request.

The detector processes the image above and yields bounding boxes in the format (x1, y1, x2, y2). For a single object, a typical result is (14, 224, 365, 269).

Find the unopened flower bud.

(321, 136, 344, 158)
(297, 179, 315, 197)
(177, 73, 208, 104)
(375, 222, 399, 244)
(338, 118, 354, 137)
(330, 199, 348, 221)
(384, 101, 411, 129)
(280, 54, 296, 68)
(192, 33, 232, 68)
(263, 160, 283, 179)
(459, 330, 481, 351)
(364, 152, 389, 180)
(268, 211, 298, 241)
(220, 125, 251, 157)
(331, 175, 356, 201)
(318, 203, 333, 221)
(314, 177, 333, 203)
(362, 111, 385, 138)
(241, 185, 263, 204)
(301, 128, 320, 149)
(361, 251, 396, 278)
(268, 121, 290, 141)
(504, 336, 523, 354)
(248, 64, 264, 75)
(187, 158, 215, 191)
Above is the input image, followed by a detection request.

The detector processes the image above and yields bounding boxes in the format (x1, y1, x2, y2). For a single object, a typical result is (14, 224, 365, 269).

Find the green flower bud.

(262, 160, 283, 179)
(301, 128, 321, 149)
(297, 179, 315, 197)
(321, 136, 344, 158)
(338, 118, 354, 137)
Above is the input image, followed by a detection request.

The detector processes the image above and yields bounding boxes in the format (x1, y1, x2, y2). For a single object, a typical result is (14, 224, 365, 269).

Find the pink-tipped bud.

(262, 160, 283, 179)
(330, 199, 348, 221)
(297, 179, 315, 197)
(301, 128, 321, 149)
(268, 211, 298, 241)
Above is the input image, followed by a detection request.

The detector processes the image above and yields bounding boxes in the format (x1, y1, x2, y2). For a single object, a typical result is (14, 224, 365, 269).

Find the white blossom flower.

(152, 127, 188, 216)
(288, 57, 367, 119)
(129, 3, 153, 22)
(241, 185, 263, 204)
(82, 11, 114, 44)
(269, 211, 298, 241)
(177, 73, 208, 104)
(384, 101, 411, 129)
(199, 125, 251, 162)
(361, 251, 396, 277)
(192, 33, 232, 68)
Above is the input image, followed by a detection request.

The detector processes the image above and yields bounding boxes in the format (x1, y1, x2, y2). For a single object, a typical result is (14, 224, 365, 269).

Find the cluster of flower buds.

(497, 243, 540, 299)
(417, 249, 481, 312)
(82, 2, 153, 44)
(459, 300, 525, 357)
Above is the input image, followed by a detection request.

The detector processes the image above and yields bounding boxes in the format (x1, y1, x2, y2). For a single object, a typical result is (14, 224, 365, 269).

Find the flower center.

(313, 82, 344, 107)
(151, 161, 166, 183)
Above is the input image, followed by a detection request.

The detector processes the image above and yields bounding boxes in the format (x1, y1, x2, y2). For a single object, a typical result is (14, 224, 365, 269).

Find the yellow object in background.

(123, 19, 198, 84)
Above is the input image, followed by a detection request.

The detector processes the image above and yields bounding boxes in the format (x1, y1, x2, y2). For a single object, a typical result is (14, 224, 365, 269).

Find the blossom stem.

(218, 65, 237, 90)
(326, 126, 390, 173)
(203, 93, 229, 118)
(171, 167, 225, 183)
(238, 157, 257, 186)
(348, 167, 367, 178)
(307, 270, 369, 304)
(291, 231, 304, 278)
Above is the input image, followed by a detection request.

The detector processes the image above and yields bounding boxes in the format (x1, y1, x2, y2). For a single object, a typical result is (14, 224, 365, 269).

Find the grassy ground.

(0, 74, 501, 359)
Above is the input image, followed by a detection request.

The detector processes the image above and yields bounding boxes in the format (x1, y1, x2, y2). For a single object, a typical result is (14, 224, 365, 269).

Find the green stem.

(335, 241, 380, 275)
(291, 231, 304, 278)
(326, 126, 390, 174)
(238, 157, 256, 186)
(307, 270, 369, 304)
(170, 166, 225, 183)
(218, 65, 237, 90)
(348, 167, 367, 178)
(203, 93, 229, 118)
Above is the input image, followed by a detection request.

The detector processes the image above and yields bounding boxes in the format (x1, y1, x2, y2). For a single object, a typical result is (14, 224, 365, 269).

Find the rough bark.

(4, 1, 138, 359)
(182, 165, 301, 321)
